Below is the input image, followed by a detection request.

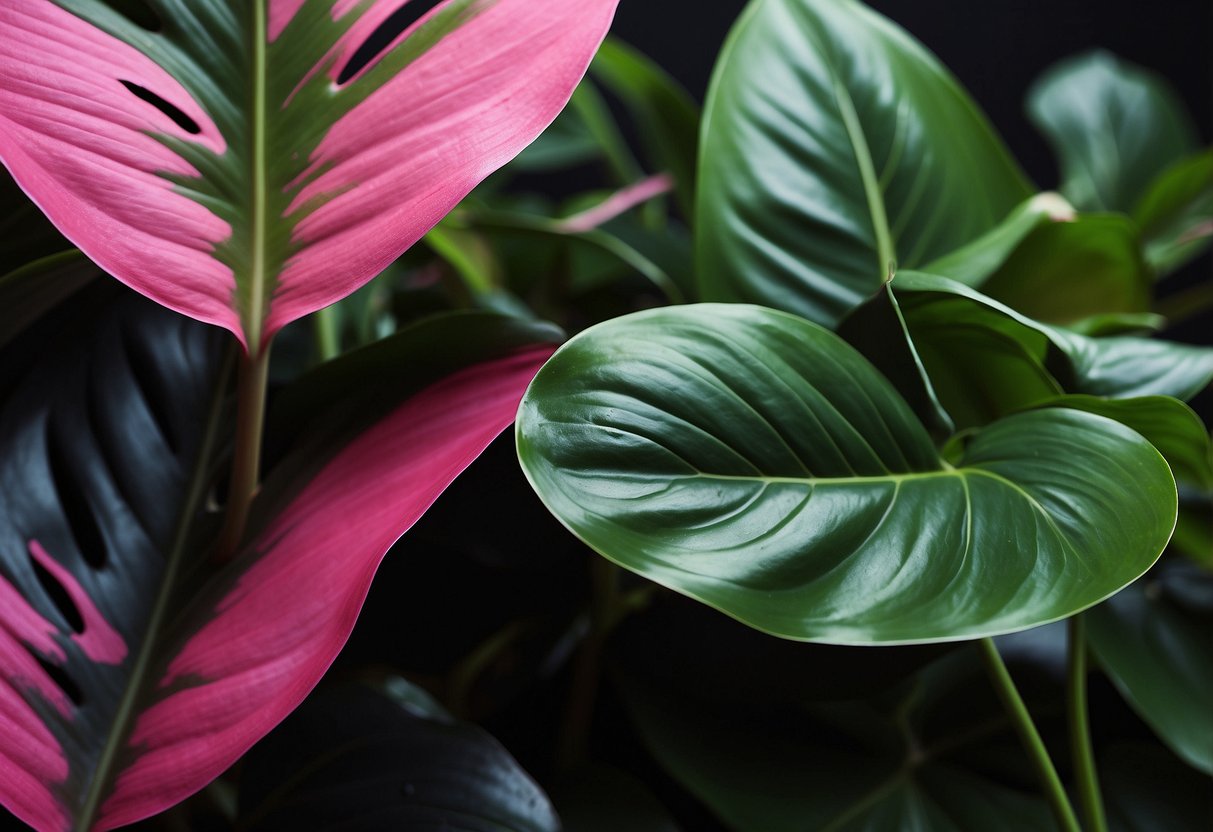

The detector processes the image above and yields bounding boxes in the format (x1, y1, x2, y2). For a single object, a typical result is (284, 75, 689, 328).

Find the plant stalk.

(557, 557, 621, 770)
(313, 305, 341, 362)
(1067, 615, 1108, 832)
(214, 345, 271, 561)
(977, 638, 1082, 832)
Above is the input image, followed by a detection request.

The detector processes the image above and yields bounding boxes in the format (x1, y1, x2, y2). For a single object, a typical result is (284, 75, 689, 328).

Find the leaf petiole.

(1068, 615, 1109, 832)
(977, 637, 1082, 832)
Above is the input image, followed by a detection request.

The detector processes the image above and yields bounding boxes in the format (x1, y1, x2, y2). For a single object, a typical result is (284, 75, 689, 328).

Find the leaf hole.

(110, 0, 162, 31)
(45, 422, 109, 571)
(33, 654, 84, 708)
(121, 327, 181, 457)
(119, 80, 201, 135)
(337, 0, 445, 85)
(28, 550, 84, 635)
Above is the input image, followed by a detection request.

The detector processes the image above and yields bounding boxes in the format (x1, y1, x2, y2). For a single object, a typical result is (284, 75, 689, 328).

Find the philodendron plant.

(517, 0, 1213, 830)
(0, 0, 620, 829)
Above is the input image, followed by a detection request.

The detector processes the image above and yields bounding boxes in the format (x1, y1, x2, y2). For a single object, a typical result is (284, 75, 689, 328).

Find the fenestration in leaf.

(517, 304, 1177, 645)
(0, 0, 618, 350)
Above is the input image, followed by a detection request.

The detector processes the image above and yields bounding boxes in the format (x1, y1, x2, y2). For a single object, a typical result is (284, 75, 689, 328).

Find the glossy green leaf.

(516, 303, 1176, 644)
(1033, 395, 1213, 490)
(590, 38, 701, 221)
(877, 273, 1213, 408)
(1063, 313, 1165, 337)
(237, 679, 560, 831)
(1133, 149, 1213, 275)
(1028, 50, 1199, 212)
(1088, 564, 1213, 776)
(696, 0, 1032, 327)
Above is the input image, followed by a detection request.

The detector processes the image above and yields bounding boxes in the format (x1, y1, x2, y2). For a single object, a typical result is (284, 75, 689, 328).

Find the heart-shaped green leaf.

(695, 0, 1031, 327)
(1133, 150, 1213, 275)
(516, 304, 1176, 644)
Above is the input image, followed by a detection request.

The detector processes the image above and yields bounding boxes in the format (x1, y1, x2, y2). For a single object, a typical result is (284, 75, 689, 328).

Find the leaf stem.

(557, 557, 621, 770)
(977, 638, 1082, 832)
(214, 345, 271, 561)
(313, 305, 341, 363)
(1067, 615, 1108, 832)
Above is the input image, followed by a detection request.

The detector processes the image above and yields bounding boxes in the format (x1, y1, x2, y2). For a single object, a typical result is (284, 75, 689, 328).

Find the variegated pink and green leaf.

(0, 260, 559, 831)
(0, 0, 617, 350)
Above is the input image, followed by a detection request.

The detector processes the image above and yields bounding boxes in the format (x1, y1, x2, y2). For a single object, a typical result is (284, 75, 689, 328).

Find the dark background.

(613, 0, 1212, 189)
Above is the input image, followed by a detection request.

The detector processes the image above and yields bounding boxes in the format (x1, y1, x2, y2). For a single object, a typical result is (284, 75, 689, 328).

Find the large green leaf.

(696, 0, 1032, 327)
(516, 304, 1176, 644)
(1088, 563, 1213, 776)
(1028, 50, 1199, 213)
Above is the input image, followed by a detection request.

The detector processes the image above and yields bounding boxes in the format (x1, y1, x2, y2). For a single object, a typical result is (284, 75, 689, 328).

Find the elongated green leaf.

(1028, 50, 1199, 212)
(696, 0, 1032, 327)
(517, 304, 1176, 644)
(1133, 149, 1213, 275)
(590, 38, 700, 221)
(1088, 564, 1213, 776)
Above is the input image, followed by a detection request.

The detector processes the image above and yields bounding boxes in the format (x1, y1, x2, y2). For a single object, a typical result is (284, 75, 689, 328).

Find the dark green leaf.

(0, 252, 96, 351)
(696, 0, 1031, 327)
(517, 304, 1176, 644)
(0, 168, 68, 266)
(1102, 743, 1213, 832)
(1133, 149, 1213, 275)
(1033, 395, 1213, 489)
(615, 649, 1054, 832)
(1088, 564, 1213, 776)
(237, 679, 560, 831)
(552, 764, 681, 832)
(1028, 50, 1199, 212)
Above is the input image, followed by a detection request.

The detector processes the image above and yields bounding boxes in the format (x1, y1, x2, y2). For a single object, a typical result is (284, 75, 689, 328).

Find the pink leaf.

(0, 0, 618, 349)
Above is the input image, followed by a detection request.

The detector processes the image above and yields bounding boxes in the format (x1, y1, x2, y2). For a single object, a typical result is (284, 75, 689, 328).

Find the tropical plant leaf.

(1030, 395, 1213, 490)
(696, 0, 1031, 327)
(0, 269, 557, 831)
(237, 678, 560, 831)
(516, 304, 1176, 644)
(1088, 563, 1213, 776)
(614, 647, 1057, 832)
(1133, 149, 1213, 275)
(0, 0, 617, 350)
(1028, 50, 1199, 213)
(1102, 742, 1213, 832)
(848, 273, 1213, 428)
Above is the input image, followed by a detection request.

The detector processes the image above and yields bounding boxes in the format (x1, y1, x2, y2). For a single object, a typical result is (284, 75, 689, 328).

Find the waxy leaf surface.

(696, 0, 1031, 327)
(0, 269, 556, 831)
(0, 0, 617, 349)
(517, 304, 1176, 644)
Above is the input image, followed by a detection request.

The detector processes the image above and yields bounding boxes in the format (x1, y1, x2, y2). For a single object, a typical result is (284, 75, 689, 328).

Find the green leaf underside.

(60, 0, 486, 347)
(517, 304, 1176, 645)
(696, 0, 1031, 328)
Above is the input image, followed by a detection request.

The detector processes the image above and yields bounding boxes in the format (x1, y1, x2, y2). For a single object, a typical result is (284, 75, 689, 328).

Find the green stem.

(214, 345, 271, 561)
(557, 557, 621, 770)
(313, 305, 341, 363)
(977, 638, 1082, 832)
(1067, 615, 1108, 832)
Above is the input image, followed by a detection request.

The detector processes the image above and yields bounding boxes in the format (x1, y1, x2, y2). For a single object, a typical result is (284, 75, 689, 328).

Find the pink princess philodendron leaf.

(0, 0, 618, 350)
(0, 273, 560, 831)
